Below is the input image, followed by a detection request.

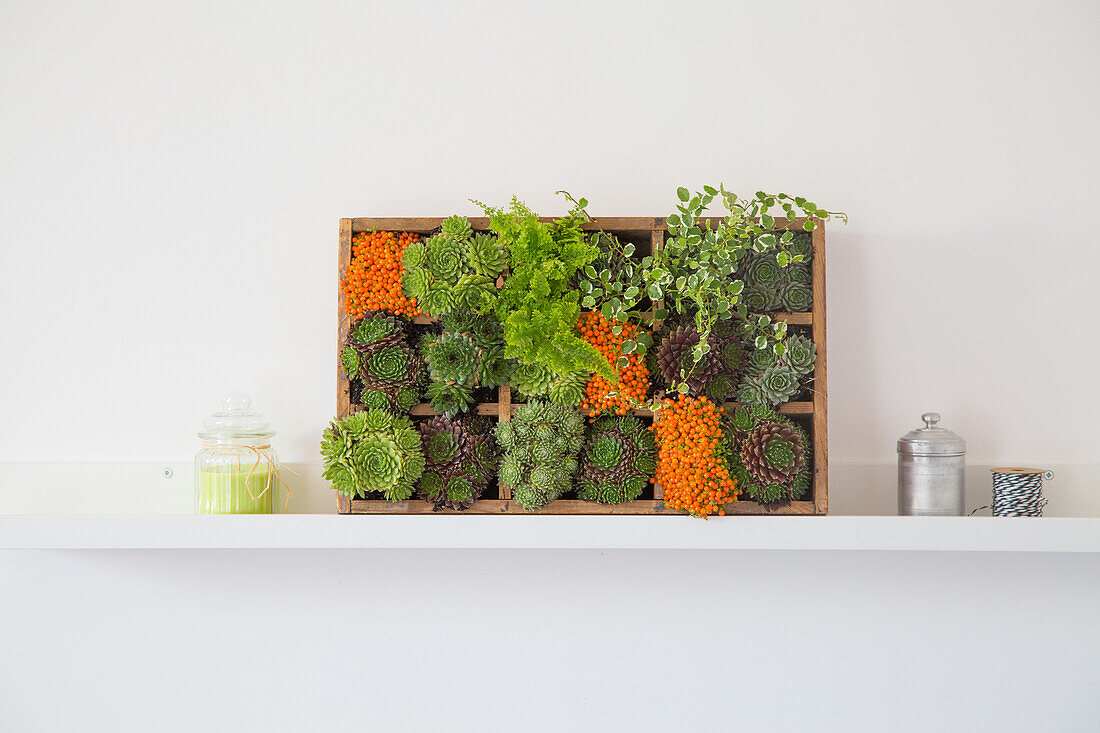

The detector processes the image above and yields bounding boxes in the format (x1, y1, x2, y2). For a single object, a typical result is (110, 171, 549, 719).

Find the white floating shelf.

(0, 515, 1097, 552)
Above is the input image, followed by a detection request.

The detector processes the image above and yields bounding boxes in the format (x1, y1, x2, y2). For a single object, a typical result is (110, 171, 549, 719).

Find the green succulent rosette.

(736, 377, 766, 406)
(320, 409, 424, 501)
(351, 311, 404, 347)
(366, 344, 412, 383)
(422, 310, 511, 416)
(467, 232, 507, 279)
(416, 415, 499, 510)
(758, 362, 800, 404)
(741, 284, 774, 313)
(780, 281, 812, 312)
(495, 400, 584, 511)
(785, 262, 812, 285)
(510, 362, 555, 399)
(783, 334, 817, 377)
(341, 346, 361, 378)
(423, 331, 479, 386)
(788, 232, 812, 260)
(441, 215, 473, 242)
(425, 235, 464, 283)
(452, 273, 496, 311)
(401, 217, 495, 317)
(575, 415, 655, 505)
(425, 379, 474, 418)
(745, 347, 779, 378)
(345, 313, 423, 414)
(745, 253, 783, 288)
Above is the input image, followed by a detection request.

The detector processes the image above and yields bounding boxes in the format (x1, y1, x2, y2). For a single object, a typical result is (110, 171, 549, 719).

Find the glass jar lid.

(198, 392, 275, 440)
(897, 412, 966, 456)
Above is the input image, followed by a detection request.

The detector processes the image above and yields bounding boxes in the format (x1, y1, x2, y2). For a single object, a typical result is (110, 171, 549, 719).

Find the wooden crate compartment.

(337, 216, 827, 515)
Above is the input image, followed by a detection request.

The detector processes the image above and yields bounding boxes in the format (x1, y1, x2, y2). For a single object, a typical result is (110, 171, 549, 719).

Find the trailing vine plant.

(642, 185, 844, 393)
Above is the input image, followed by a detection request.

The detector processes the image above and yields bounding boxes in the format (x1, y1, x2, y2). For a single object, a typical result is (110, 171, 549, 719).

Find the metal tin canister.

(897, 412, 966, 516)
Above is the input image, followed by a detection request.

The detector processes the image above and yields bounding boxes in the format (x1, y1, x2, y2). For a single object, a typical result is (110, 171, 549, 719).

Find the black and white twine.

(989, 470, 1053, 517)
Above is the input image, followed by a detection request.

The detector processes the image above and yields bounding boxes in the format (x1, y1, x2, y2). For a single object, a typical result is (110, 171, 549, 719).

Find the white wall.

(2, 0, 1098, 474)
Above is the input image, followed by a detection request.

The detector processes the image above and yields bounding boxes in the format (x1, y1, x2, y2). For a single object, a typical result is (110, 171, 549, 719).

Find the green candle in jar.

(195, 393, 279, 515)
(197, 463, 274, 514)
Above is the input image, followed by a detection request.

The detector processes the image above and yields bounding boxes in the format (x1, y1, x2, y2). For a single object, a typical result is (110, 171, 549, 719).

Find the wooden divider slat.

(811, 222, 828, 514)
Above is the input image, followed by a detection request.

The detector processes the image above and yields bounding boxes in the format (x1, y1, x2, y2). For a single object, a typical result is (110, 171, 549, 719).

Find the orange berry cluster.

(651, 394, 739, 518)
(342, 231, 422, 319)
(577, 311, 650, 418)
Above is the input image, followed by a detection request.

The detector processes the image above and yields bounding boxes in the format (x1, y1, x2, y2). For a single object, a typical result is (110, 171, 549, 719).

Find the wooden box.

(337, 216, 827, 515)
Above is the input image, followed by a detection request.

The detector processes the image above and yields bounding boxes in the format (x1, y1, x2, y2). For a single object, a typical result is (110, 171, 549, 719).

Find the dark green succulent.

(724, 406, 811, 506)
(786, 262, 812, 285)
(453, 273, 495, 311)
(422, 310, 513, 417)
(780, 282, 812, 312)
(424, 332, 479, 386)
(741, 284, 773, 313)
(735, 243, 813, 313)
(576, 415, 656, 504)
(745, 253, 782, 287)
(345, 311, 423, 414)
(495, 400, 584, 510)
(788, 232, 813, 260)
(654, 318, 746, 403)
(320, 409, 425, 500)
(736, 377, 766, 406)
(416, 415, 500, 510)
(367, 344, 413, 383)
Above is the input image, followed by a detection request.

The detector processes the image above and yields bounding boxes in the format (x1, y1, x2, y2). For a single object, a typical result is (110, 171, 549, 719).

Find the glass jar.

(195, 392, 279, 514)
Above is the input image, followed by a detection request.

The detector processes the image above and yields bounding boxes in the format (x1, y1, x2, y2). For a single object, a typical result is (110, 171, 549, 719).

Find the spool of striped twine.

(988, 467, 1053, 517)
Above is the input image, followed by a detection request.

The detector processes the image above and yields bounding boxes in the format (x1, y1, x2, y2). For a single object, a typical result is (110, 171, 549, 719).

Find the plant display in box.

(474, 196, 612, 404)
(417, 415, 501, 510)
(577, 311, 651, 417)
(343, 231, 423, 319)
(341, 310, 424, 413)
(653, 316, 748, 405)
(641, 186, 841, 392)
(422, 308, 513, 417)
(495, 400, 585, 511)
(320, 409, 425, 501)
(735, 332, 816, 407)
(725, 405, 810, 505)
(738, 232, 813, 312)
(401, 215, 506, 317)
(652, 394, 738, 518)
(576, 415, 656, 504)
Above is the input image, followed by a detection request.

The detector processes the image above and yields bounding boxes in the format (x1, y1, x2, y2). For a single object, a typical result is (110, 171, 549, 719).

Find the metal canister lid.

(897, 412, 966, 456)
